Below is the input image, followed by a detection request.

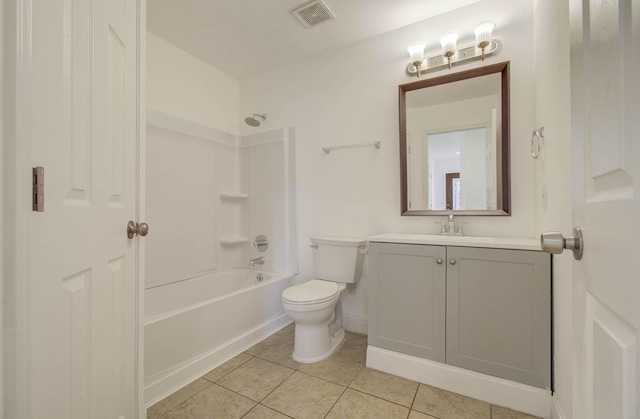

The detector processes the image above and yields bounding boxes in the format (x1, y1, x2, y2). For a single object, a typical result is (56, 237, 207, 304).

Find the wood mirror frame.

(399, 61, 510, 216)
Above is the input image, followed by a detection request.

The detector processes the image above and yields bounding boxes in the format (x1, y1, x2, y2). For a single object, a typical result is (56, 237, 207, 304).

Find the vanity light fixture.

(406, 21, 500, 77)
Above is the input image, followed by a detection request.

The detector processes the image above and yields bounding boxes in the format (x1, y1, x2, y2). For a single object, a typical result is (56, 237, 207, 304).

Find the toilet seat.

(282, 279, 339, 305)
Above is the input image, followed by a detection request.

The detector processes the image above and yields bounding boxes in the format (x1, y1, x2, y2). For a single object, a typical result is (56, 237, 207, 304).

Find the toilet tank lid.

(310, 236, 367, 247)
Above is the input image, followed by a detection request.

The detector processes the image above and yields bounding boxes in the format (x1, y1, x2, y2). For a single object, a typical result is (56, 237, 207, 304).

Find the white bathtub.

(144, 268, 294, 406)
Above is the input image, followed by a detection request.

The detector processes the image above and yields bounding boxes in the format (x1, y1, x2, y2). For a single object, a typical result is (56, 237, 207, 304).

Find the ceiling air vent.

(292, 0, 335, 29)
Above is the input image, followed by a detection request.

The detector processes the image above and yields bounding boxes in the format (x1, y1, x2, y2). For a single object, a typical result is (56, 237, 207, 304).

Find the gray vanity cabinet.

(368, 242, 551, 389)
(445, 246, 550, 389)
(368, 243, 446, 362)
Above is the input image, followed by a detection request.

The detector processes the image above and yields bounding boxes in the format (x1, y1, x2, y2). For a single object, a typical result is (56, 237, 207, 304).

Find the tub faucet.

(249, 256, 265, 267)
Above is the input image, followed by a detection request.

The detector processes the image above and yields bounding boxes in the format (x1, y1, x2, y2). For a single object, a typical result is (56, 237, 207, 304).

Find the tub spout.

(249, 256, 265, 267)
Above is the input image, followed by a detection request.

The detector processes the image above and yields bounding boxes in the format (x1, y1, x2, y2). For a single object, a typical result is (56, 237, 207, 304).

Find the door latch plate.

(33, 167, 44, 212)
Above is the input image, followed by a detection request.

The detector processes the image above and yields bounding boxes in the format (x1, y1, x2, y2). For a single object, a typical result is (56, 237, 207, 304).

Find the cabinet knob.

(436, 258, 443, 264)
(449, 259, 456, 265)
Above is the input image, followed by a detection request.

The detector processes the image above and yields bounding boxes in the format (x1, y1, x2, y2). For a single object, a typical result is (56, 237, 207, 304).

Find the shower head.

(244, 113, 267, 127)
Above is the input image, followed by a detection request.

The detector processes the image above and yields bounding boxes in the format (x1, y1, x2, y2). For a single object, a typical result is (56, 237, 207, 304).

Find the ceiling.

(147, 0, 484, 80)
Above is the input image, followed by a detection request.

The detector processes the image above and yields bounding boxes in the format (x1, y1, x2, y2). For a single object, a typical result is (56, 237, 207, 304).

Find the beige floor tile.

(275, 322, 295, 339)
(492, 405, 542, 419)
(298, 351, 364, 386)
(325, 388, 410, 419)
(162, 384, 255, 419)
(412, 384, 490, 419)
(409, 410, 439, 419)
(216, 357, 294, 402)
(201, 352, 253, 382)
(350, 368, 419, 407)
(256, 338, 302, 370)
(244, 332, 290, 356)
(336, 332, 368, 360)
(262, 371, 345, 419)
(243, 404, 291, 419)
(146, 378, 211, 419)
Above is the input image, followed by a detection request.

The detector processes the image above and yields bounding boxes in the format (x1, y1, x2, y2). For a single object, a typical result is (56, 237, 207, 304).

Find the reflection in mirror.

(425, 126, 494, 210)
(400, 62, 510, 215)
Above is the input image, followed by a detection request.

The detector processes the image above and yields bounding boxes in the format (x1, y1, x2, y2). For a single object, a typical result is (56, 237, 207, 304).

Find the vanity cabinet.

(368, 241, 551, 389)
(368, 243, 446, 361)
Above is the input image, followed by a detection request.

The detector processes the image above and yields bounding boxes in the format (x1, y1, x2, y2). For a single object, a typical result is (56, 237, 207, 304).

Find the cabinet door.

(446, 247, 551, 389)
(368, 243, 446, 361)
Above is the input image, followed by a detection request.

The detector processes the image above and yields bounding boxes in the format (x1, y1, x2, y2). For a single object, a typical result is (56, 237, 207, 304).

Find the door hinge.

(33, 166, 44, 212)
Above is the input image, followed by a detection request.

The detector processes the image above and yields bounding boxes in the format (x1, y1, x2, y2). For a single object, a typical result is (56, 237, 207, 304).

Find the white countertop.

(368, 233, 542, 251)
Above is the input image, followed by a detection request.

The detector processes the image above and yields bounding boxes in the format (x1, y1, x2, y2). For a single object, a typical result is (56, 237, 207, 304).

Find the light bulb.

(439, 31, 459, 69)
(407, 41, 427, 76)
(439, 31, 459, 58)
(475, 21, 495, 49)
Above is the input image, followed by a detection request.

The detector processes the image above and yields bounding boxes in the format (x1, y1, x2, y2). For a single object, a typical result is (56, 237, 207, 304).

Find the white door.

(570, 0, 639, 417)
(24, 0, 140, 417)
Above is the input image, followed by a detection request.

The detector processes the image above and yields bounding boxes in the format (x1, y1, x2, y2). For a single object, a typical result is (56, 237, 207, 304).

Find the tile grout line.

(408, 382, 420, 412)
(150, 379, 214, 419)
(156, 352, 260, 419)
(206, 353, 256, 384)
(246, 365, 297, 416)
(347, 387, 417, 413)
(320, 361, 367, 419)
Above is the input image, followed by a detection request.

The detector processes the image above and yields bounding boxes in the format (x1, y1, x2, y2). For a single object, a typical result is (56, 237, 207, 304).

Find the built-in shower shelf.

(219, 237, 249, 245)
(219, 192, 248, 200)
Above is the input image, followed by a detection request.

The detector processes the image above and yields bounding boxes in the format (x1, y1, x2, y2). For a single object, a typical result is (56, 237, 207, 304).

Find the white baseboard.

(367, 346, 552, 419)
(144, 314, 292, 407)
(551, 397, 568, 419)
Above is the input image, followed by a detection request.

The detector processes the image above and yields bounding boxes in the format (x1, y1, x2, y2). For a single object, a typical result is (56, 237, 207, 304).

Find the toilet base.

(292, 326, 345, 363)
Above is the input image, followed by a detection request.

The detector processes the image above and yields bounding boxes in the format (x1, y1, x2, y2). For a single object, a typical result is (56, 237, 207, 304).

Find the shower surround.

(143, 109, 297, 405)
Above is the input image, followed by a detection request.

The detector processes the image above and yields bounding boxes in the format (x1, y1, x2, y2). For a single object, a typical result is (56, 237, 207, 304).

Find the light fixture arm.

(407, 39, 501, 76)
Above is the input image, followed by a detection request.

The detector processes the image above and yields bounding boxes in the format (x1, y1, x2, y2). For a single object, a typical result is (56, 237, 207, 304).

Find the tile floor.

(147, 324, 541, 419)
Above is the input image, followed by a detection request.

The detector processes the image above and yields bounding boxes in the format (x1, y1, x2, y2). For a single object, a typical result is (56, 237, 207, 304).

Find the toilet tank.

(310, 237, 367, 283)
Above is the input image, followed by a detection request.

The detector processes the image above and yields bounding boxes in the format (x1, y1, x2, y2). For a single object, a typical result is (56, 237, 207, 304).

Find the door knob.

(540, 227, 583, 260)
(127, 221, 149, 239)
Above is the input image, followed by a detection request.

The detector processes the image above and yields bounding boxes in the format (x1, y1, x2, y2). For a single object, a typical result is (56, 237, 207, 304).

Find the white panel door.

(26, 0, 139, 417)
(570, 0, 639, 417)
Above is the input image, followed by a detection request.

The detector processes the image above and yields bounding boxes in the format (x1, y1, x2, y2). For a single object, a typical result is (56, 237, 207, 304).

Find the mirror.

(399, 62, 510, 215)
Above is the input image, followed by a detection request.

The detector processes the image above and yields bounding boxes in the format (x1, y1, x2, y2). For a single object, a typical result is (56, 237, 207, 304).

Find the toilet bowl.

(281, 237, 366, 363)
(282, 280, 346, 363)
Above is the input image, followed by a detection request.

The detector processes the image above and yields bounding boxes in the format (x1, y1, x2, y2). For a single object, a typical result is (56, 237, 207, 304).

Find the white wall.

(460, 129, 488, 209)
(145, 120, 223, 288)
(145, 33, 245, 288)
(147, 32, 240, 134)
(240, 129, 298, 275)
(240, 0, 536, 333)
(146, 32, 299, 293)
(532, 0, 573, 417)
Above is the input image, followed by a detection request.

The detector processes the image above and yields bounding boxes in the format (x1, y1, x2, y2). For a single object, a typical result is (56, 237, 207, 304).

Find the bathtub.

(144, 268, 294, 406)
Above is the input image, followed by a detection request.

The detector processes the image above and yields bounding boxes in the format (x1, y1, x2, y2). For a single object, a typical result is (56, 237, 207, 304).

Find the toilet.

(282, 236, 366, 363)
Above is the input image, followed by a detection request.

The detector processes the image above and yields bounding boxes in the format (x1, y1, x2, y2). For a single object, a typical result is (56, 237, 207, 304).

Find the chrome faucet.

(249, 256, 265, 267)
(447, 214, 455, 236)
(439, 214, 465, 236)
